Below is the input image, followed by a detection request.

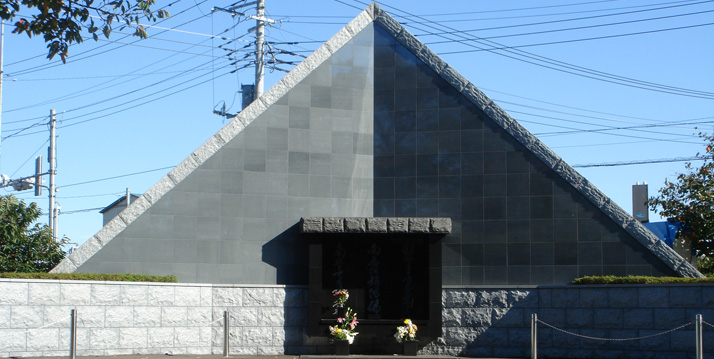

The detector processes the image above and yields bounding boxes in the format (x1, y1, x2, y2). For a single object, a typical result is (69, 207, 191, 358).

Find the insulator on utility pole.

(34, 156, 42, 196)
(212, 1, 273, 111)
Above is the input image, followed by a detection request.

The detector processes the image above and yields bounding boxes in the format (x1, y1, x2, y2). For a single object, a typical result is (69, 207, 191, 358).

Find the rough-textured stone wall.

(434, 286, 714, 359)
(3, 279, 713, 359)
(0, 279, 307, 357)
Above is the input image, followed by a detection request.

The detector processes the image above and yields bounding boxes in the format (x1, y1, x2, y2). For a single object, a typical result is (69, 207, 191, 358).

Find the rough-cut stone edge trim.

(300, 217, 452, 234)
(51, 5, 377, 274)
(371, 4, 701, 278)
(0, 278, 308, 288)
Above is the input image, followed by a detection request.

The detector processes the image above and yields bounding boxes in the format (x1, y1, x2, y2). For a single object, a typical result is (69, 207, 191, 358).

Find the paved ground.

(16, 355, 525, 359)
(17, 355, 503, 359)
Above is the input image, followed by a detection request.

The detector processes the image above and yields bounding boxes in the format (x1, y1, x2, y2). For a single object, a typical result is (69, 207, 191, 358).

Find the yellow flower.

(404, 319, 411, 324)
(336, 329, 342, 333)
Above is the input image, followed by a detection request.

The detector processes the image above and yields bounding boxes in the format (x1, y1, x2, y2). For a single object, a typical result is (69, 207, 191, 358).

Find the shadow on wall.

(282, 287, 312, 355)
(457, 291, 536, 358)
(453, 288, 709, 359)
(262, 223, 309, 285)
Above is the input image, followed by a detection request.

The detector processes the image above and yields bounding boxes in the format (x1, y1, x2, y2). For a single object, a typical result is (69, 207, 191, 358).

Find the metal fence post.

(696, 314, 703, 359)
(69, 309, 77, 359)
(224, 310, 230, 357)
(531, 313, 537, 359)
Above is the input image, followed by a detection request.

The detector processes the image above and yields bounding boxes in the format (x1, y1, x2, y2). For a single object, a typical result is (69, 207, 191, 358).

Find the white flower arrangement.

(395, 319, 418, 343)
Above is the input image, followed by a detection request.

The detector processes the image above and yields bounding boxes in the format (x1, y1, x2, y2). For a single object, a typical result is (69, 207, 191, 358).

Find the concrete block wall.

(3, 279, 714, 359)
(0, 279, 307, 357)
(435, 285, 714, 359)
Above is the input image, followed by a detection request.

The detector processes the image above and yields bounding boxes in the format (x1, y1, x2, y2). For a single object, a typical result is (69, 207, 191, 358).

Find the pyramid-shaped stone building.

(52, 4, 700, 286)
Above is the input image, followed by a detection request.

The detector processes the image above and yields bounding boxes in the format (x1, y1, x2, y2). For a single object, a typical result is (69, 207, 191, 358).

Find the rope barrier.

(703, 319, 714, 329)
(537, 319, 693, 341)
(72, 317, 224, 329)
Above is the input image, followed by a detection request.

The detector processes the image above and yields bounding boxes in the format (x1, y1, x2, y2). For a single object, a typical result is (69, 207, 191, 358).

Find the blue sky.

(2, 0, 713, 247)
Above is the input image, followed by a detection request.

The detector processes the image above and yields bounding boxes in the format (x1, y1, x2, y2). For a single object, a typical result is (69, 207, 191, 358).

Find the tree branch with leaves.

(0, 0, 169, 62)
(0, 195, 68, 272)
(649, 133, 714, 262)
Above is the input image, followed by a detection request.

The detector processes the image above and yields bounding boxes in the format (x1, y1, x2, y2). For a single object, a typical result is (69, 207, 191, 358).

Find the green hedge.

(0, 272, 178, 282)
(572, 275, 714, 285)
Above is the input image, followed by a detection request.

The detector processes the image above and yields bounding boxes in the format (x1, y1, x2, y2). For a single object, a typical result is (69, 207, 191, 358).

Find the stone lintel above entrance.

(300, 217, 451, 234)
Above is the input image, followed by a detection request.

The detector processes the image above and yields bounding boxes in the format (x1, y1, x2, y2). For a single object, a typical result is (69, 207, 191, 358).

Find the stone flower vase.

(403, 341, 417, 356)
(335, 340, 350, 355)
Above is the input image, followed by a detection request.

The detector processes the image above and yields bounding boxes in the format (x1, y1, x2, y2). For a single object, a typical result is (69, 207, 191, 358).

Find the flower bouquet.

(332, 289, 349, 310)
(329, 307, 359, 344)
(395, 319, 418, 343)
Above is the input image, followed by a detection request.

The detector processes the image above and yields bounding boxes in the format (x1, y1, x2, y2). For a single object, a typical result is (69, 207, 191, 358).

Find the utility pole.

(0, 109, 59, 240)
(0, 20, 5, 168)
(254, 0, 265, 100)
(213, 1, 274, 103)
(48, 109, 57, 241)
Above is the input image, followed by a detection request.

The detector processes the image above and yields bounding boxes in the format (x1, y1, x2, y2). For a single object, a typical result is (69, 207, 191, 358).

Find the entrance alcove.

(301, 217, 448, 354)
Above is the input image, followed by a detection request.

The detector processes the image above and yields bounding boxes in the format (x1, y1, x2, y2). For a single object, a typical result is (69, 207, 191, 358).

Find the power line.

(6, 0, 208, 78)
(5, 23, 246, 116)
(57, 192, 123, 199)
(281, 0, 619, 18)
(60, 166, 176, 188)
(405, 0, 714, 26)
(1, 117, 47, 141)
(59, 67, 236, 129)
(95, 37, 226, 58)
(9, 139, 49, 177)
(1, 0, 192, 68)
(12, 68, 214, 81)
(551, 139, 663, 149)
(293, 0, 704, 23)
(436, 22, 714, 67)
(5, 37, 221, 114)
(421, 8, 714, 42)
(500, 100, 696, 128)
(534, 118, 714, 137)
(60, 207, 105, 215)
(573, 156, 707, 168)
(518, 117, 702, 144)
(59, 61, 233, 121)
(2, 65, 237, 140)
(366, 1, 714, 100)
(397, 0, 686, 18)
(481, 87, 683, 123)
(4, 5, 248, 119)
(416, 27, 714, 99)
(512, 110, 707, 139)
